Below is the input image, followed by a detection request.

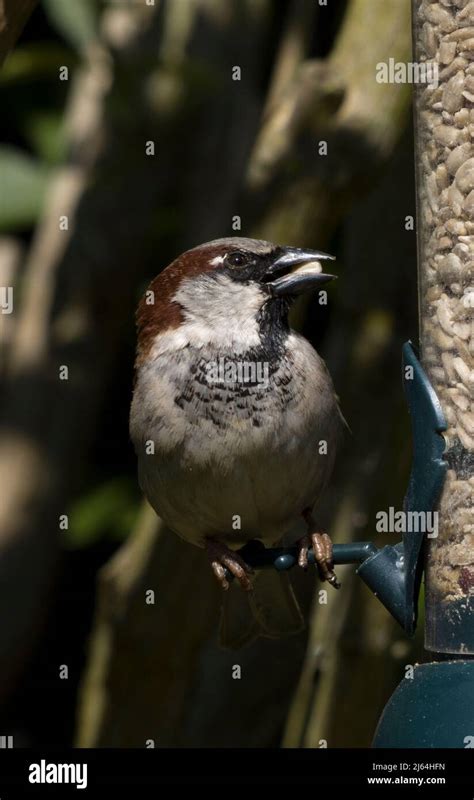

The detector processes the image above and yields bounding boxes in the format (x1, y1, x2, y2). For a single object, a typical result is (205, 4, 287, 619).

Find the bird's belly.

(138, 428, 332, 549)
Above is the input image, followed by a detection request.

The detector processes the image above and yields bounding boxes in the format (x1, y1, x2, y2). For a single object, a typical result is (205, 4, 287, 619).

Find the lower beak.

(266, 247, 336, 296)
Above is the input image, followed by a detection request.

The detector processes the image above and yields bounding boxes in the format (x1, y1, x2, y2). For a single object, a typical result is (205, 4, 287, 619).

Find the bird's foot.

(297, 511, 340, 589)
(205, 539, 254, 591)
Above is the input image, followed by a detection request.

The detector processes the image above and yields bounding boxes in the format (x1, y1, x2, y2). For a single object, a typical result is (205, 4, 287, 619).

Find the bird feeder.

(412, 0, 474, 656)
(374, 0, 474, 747)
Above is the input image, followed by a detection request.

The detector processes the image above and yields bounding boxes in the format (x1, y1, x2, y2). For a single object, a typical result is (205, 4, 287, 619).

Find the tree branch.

(0, 0, 38, 64)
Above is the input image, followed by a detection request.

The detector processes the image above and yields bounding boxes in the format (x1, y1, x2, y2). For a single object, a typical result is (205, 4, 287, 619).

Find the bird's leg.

(205, 538, 254, 592)
(297, 509, 340, 589)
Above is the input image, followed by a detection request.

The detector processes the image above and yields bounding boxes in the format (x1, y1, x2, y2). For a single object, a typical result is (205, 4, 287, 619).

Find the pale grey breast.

(131, 332, 342, 548)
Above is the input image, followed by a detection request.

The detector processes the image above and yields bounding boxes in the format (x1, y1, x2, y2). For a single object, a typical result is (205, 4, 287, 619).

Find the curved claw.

(298, 512, 340, 589)
(206, 539, 254, 591)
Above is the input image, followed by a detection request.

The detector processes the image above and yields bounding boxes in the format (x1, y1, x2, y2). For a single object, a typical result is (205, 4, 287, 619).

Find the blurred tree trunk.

(0, 0, 37, 64)
(77, 505, 221, 746)
(76, 0, 416, 749)
(0, 0, 185, 699)
(0, 237, 22, 378)
(247, 0, 412, 244)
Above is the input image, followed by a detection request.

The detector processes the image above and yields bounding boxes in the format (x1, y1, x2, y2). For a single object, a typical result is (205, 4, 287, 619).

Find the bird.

(130, 237, 345, 648)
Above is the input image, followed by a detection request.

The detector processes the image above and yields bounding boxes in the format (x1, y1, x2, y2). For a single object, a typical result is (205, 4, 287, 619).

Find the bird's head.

(136, 237, 335, 362)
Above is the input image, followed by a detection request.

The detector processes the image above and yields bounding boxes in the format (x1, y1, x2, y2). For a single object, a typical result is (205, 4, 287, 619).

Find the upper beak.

(265, 247, 336, 296)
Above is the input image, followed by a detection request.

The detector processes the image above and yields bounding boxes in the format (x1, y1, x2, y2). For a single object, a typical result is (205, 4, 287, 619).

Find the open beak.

(265, 247, 336, 296)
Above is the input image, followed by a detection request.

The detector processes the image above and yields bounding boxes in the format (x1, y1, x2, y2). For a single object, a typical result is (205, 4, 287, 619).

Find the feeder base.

(373, 660, 474, 748)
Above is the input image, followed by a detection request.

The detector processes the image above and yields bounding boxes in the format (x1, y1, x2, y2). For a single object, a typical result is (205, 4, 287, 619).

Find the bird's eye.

(225, 251, 249, 268)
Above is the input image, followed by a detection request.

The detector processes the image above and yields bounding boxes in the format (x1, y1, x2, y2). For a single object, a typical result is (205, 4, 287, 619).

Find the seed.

(446, 217, 467, 233)
(434, 123, 465, 145)
(437, 236, 454, 249)
(425, 3, 456, 32)
(453, 321, 471, 339)
(439, 252, 463, 280)
(458, 410, 474, 433)
(442, 352, 457, 381)
(426, 285, 444, 302)
(445, 405, 457, 424)
(449, 387, 470, 409)
(453, 356, 472, 383)
(427, 172, 440, 211)
(457, 426, 474, 450)
(440, 56, 468, 80)
(422, 21, 438, 56)
(447, 142, 473, 173)
(431, 366, 447, 383)
(454, 108, 470, 126)
(438, 299, 455, 334)
(439, 204, 455, 221)
(433, 326, 456, 348)
(430, 86, 444, 105)
(436, 221, 448, 235)
(446, 26, 474, 40)
(440, 40, 458, 62)
(463, 188, 474, 212)
(436, 162, 450, 188)
(442, 71, 466, 111)
(448, 180, 465, 206)
(458, 1, 474, 23)
(453, 243, 470, 258)
(455, 156, 474, 191)
(455, 379, 471, 395)
(422, 110, 443, 130)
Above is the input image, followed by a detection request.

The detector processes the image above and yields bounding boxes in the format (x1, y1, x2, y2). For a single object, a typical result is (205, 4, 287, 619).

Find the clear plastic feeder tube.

(412, 0, 474, 654)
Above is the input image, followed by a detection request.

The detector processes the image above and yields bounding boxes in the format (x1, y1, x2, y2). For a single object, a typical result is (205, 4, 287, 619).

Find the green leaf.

(0, 43, 77, 85)
(42, 0, 98, 51)
(66, 477, 140, 548)
(22, 110, 67, 164)
(0, 147, 51, 231)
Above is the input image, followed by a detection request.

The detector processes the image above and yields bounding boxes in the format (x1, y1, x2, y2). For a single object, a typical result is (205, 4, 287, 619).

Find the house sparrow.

(130, 237, 345, 647)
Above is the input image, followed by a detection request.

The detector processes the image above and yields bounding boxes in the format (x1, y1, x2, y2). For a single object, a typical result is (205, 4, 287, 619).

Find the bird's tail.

(219, 569, 305, 649)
